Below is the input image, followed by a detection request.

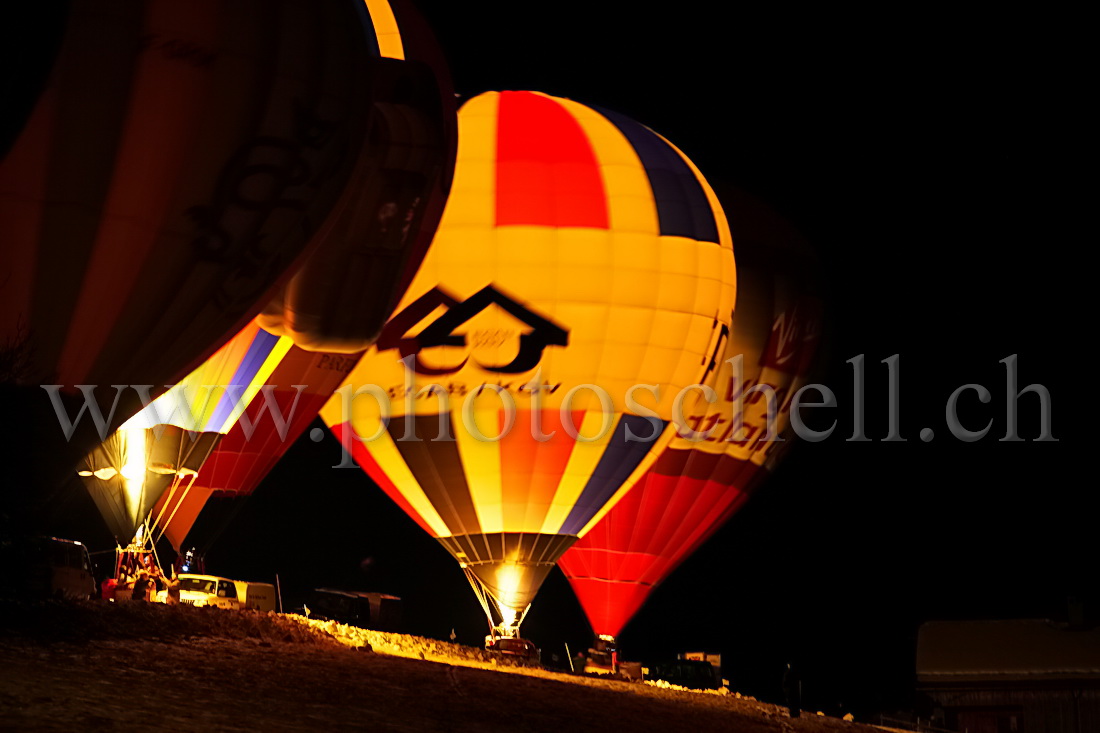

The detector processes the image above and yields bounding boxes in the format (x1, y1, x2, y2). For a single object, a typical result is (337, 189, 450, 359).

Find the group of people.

(102, 563, 180, 604)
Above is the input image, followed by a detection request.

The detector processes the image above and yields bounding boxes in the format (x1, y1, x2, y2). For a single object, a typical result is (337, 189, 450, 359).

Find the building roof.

(917, 619, 1100, 683)
(313, 588, 400, 601)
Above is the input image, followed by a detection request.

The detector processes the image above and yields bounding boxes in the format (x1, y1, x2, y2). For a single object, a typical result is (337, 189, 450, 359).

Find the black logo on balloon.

(377, 285, 569, 376)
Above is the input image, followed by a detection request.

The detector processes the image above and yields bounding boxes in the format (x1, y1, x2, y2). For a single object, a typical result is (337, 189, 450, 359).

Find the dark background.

(30, 1, 1085, 719)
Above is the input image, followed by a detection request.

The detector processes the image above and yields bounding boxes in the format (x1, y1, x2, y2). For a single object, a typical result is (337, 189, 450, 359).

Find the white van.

(164, 573, 276, 612)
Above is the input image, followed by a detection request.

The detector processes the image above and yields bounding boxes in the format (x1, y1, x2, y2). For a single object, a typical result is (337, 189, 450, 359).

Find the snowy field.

(1, 601, 878, 732)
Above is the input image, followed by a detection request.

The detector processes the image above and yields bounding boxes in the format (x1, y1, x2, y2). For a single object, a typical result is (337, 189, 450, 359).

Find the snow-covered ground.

(0, 601, 876, 732)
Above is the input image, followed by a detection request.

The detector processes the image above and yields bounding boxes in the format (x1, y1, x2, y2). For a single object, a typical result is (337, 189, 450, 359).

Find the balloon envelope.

(80, 320, 298, 543)
(258, 0, 459, 353)
(322, 90, 736, 632)
(559, 190, 824, 638)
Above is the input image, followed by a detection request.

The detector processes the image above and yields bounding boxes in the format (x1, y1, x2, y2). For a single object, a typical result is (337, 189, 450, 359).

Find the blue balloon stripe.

(558, 415, 668, 536)
(594, 106, 720, 243)
(205, 329, 281, 431)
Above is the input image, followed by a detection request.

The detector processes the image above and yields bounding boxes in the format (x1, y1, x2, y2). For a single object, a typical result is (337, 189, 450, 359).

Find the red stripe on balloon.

(332, 422, 434, 536)
(201, 390, 331, 496)
(495, 91, 608, 229)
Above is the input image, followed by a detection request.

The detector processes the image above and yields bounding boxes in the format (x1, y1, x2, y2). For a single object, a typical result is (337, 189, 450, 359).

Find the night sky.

(28, 1, 1084, 719)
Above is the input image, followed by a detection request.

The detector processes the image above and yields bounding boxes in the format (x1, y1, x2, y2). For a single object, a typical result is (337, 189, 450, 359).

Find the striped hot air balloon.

(558, 189, 824, 640)
(150, 347, 362, 554)
(79, 321, 297, 544)
(322, 90, 736, 638)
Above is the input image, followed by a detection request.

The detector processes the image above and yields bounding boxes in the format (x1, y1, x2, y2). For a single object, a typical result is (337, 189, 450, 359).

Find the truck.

(304, 588, 401, 631)
(644, 653, 726, 690)
(161, 573, 276, 612)
(0, 535, 96, 600)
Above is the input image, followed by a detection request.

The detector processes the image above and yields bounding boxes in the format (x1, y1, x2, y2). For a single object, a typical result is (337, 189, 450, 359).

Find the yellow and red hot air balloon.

(259, 0, 458, 354)
(322, 90, 736, 639)
(79, 320, 298, 545)
(559, 189, 824, 641)
(0, 0, 397, 489)
(151, 347, 362, 555)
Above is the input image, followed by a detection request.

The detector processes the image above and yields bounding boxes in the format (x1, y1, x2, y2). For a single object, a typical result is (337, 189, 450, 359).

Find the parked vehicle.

(645, 659, 724, 690)
(304, 589, 401, 631)
(0, 535, 95, 600)
(485, 635, 540, 662)
(160, 573, 276, 611)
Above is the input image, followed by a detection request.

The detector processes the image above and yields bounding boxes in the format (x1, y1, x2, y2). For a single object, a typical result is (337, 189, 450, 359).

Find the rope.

(462, 565, 496, 634)
(461, 565, 532, 638)
(151, 472, 197, 547)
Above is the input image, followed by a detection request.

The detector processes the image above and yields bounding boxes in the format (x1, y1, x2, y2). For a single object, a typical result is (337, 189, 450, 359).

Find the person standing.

(131, 570, 151, 602)
(163, 568, 181, 606)
(115, 569, 134, 604)
(782, 662, 801, 718)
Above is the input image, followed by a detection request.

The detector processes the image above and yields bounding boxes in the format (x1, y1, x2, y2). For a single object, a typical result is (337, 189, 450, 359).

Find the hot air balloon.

(150, 346, 363, 556)
(258, 0, 459, 353)
(79, 320, 296, 546)
(322, 90, 737, 640)
(558, 188, 824, 643)
(0, 0, 428, 498)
